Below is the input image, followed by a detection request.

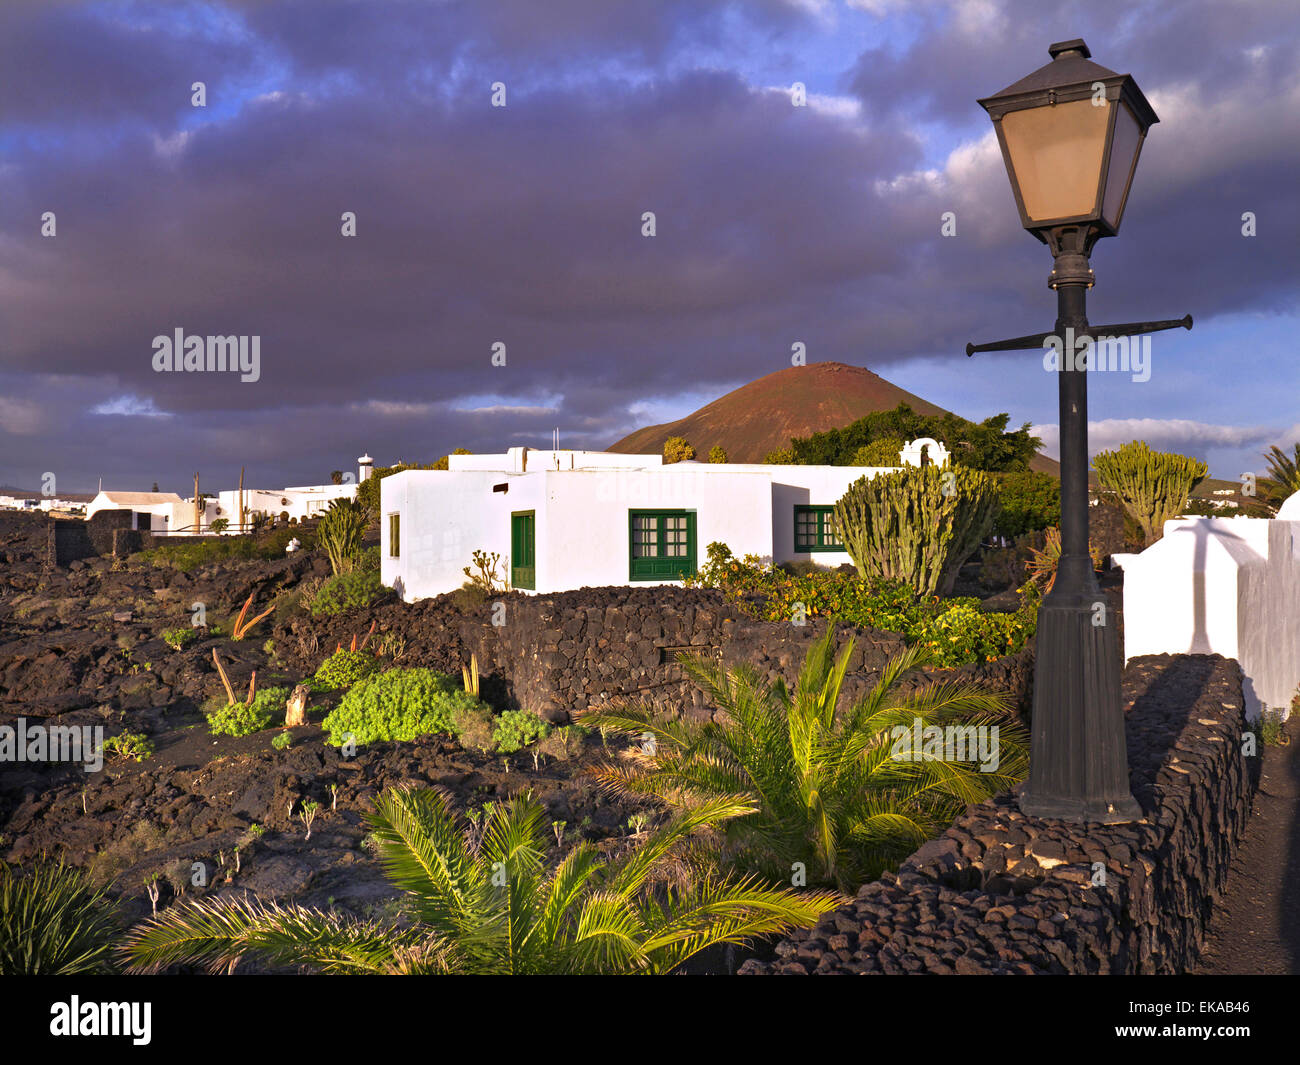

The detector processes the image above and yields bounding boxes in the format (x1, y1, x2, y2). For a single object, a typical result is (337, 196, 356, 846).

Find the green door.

(511, 511, 536, 590)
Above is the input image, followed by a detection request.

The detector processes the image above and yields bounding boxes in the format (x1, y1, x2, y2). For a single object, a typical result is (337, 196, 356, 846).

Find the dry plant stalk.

(232, 593, 276, 641)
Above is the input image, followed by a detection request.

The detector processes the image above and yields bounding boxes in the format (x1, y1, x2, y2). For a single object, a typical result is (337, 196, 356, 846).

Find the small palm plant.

(121, 787, 838, 975)
(0, 859, 125, 974)
(580, 626, 1028, 891)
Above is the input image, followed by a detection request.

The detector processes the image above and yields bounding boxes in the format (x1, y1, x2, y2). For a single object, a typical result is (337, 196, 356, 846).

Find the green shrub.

(162, 627, 198, 651)
(142, 527, 318, 573)
(834, 466, 1000, 596)
(492, 710, 551, 754)
(708, 445, 728, 464)
(311, 648, 380, 691)
(688, 542, 1032, 667)
(321, 669, 483, 747)
(207, 687, 288, 737)
(992, 471, 1060, 540)
(271, 732, 292, 751)
(451, 703, 497, 752)
(310, 569, 386, 617)
(0, 859, 125, 974)
(102, 731, 154, 762)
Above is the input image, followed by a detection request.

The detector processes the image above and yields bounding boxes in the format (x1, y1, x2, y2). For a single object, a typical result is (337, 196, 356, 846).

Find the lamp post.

(968, 39, 1192, 822)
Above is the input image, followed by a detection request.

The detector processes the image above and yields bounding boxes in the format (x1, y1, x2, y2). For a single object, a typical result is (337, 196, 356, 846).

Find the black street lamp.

(968, 39, 1192, 822)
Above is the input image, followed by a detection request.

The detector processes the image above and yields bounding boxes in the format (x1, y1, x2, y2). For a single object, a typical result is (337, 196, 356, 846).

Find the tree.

(788, 404, 1041, 471)
(1092, 441, 1208, 546)
(763, 446, 795, 465)
(991, 471, 1060, 539)
(358, 462, 437, 516)
(582, 627, 1026, 891)
(432, 448, 472, 472)
(663, 437, 696, 464)
(1260, 443, 1300, 512)
(851, 437, 905, 467)
(708, 445, 728, 464)
(834, 466, 1001, 595)
(330, 470, 344, 485)
(121, 787, 838, 975)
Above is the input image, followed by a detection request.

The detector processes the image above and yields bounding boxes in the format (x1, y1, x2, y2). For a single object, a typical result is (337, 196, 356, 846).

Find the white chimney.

(358, 454, 374, 482)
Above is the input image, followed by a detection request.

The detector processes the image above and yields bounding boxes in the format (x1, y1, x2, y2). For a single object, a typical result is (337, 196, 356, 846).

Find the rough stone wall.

(286, 586, 1033, 725)
(740, 653, 1251, 975)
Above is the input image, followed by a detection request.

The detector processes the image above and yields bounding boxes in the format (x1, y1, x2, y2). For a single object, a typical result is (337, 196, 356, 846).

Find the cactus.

(319, 497, 368, 575)
(1092, 440, 1208, 546)
(833, 466, 1001, 595)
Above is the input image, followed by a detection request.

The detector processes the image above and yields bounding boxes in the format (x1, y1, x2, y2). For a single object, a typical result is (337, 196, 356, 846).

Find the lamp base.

(1019, 585, 1144, 825)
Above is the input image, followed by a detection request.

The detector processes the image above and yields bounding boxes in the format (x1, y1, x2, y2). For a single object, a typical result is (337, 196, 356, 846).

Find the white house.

(1114, 492, 1300, 719)
(85, 491, 192, 533)
(381, 447, 904, 601)
(215, 482, 357, 529)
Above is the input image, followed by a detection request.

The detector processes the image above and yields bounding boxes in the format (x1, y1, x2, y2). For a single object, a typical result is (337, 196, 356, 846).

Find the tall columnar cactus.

(1092, 440, 1208, 546)
(833, 466, 1001, 595)
(318, 498, 368, 575)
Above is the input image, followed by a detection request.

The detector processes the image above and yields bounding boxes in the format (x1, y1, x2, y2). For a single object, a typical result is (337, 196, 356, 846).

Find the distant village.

(0, 454, 375, 533)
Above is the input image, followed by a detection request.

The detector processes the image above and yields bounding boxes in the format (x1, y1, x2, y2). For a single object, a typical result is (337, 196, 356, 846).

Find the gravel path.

(1193, 717, 1300, 975)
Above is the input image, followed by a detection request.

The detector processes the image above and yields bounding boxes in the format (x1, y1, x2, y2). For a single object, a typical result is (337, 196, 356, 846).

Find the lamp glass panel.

(1001, 98, 1110, 222)
(1102, 100, 1142, 228)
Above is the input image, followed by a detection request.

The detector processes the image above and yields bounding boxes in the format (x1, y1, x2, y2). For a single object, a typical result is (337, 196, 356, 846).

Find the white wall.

(1117, 514, 1300, 719)
(383, 470, 545, 601)
(539, 466, 773, 590)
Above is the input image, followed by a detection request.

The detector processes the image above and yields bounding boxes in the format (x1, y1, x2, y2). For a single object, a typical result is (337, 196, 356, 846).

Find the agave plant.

(1023, 526, 1105, 596)
(0, 859, 125, 974)
(580, 626, 1028, 891)
(318, 498, 368, 576)
(121, 787, 838, 975)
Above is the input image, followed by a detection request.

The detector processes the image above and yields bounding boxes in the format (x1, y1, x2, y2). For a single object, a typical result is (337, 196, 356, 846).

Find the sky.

(1, 0, 1296, 494)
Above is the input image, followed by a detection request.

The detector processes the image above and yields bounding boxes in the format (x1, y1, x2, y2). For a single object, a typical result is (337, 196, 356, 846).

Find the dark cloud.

(0, 0, 1296, 492)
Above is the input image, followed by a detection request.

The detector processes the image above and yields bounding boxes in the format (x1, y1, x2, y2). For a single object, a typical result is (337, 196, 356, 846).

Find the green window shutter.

(510, 511, 536, 590)
(388, 513, 400, 558)
(629, 510, 696, 580)
(794, 505, 842, 552)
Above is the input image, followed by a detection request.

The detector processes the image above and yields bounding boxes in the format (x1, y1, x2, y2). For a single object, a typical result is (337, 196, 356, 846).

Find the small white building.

(1114, 493, 1300, 719)
(381, 447, 902, 601)
(86, 491, 190, 533)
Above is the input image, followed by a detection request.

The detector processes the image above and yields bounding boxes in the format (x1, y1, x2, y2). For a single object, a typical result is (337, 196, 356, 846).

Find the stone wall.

(284, 585, 1034, 724)
(740, 653, 1251, 975)
(44, 510, 150, 566)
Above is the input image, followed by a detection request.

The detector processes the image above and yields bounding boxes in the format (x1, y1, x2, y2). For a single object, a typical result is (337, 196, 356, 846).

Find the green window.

(629, 510, 696, 581)
(511, 511, 536, 590)
(794, 505, 842, 552)
(388, 512, 400, 558)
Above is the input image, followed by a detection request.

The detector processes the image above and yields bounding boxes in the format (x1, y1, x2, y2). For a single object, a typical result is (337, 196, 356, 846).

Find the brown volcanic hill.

(608, 362, 1059, 474)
